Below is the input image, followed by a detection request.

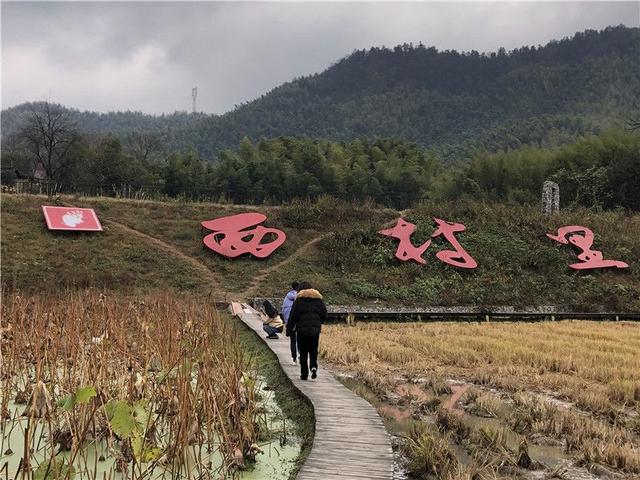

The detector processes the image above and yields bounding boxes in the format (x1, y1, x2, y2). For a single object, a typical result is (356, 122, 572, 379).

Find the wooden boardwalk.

(232, 303, 394, 480)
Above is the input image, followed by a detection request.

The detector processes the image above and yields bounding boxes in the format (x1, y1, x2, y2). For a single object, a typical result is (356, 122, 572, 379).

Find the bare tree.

(19, 102, 81, 179)
(626, 101, 640, 131)
(626, 116, 640, 131)
(127, 131, 163, 163)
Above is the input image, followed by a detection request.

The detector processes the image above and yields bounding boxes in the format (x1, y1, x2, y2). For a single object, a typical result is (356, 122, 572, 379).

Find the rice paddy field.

(0, 291, 304, 480)
(321, 321, 640, 480)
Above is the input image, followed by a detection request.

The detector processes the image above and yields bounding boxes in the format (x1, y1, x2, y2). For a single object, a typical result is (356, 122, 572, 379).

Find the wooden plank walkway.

(232, 303, 394, 480)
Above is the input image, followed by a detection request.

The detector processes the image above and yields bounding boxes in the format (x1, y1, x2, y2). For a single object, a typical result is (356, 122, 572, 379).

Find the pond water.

(1, 380, 302, 480)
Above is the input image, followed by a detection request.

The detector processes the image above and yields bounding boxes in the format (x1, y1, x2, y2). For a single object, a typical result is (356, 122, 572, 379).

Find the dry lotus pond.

(0, 291, 301, 480)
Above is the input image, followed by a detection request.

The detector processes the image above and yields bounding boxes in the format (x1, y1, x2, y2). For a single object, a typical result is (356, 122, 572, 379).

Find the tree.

(89, 136, 132, 186)
(19, 102, 81, 180)
(627, 115, 640, 132)
(126, 131, 163, 163)
(0, 132, 31, 183)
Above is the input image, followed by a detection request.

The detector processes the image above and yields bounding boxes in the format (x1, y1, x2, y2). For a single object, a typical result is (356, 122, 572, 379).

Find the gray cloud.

(2, 1, 638, 114)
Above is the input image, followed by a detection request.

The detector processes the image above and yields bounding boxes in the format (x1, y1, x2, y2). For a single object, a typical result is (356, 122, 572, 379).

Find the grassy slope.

(2, 194, 639, 311)
(1, 195, 214, 293)
(261, 202, 640, 312)
(72, 196, 324, 293)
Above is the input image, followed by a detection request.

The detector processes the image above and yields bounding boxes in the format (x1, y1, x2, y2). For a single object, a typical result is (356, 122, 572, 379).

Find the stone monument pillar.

(542, 180, 560, 215)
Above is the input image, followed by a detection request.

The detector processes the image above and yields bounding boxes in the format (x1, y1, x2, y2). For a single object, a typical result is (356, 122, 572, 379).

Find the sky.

(2, 1, 638, 115)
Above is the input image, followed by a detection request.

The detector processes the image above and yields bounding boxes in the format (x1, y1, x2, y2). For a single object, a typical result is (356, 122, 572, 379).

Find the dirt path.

(240, 232, 333, 299)
(101, 218, 227, 295)
(58, 201, 222, 289)
(103, 218, 332, 301)
(66, 196, 333, 301)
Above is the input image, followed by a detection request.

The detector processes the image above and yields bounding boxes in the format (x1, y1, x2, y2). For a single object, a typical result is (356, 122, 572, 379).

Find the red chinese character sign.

(201, 213, 286, 259)
(378, 218, 430, 264)
(42, 206, 103, 231)
(431, 218, 478, 269)
(547, 226, 628, 270)
(379, 217, 477, 269)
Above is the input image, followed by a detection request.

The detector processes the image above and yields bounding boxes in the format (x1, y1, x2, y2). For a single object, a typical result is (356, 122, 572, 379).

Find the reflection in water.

(0, 381, 302, 480)
(335, 374, 581, 480)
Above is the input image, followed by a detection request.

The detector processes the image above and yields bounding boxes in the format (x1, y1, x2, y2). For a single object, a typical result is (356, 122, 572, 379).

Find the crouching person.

(261, 300, 284, 339)
(286, 282, 327, 380)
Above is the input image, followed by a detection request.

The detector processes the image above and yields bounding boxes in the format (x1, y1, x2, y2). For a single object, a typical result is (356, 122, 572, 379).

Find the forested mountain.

(2, 26, 638, 161)
(0, 107, 204, 141)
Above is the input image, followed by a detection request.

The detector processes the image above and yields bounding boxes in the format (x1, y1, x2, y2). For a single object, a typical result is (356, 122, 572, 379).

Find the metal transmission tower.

(191, 87, 198, 113)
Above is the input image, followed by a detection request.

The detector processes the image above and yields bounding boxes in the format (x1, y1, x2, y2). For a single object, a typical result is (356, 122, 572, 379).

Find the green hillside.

(2, 26, 638, 161)
(3, 194, 638, 311)
(204, 26, 639, 160)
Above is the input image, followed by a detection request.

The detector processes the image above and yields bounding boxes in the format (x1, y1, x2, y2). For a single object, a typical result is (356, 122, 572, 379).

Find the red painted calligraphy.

(547, 226, 628, 270)
(378, 218, 431, 264)
(201, 213, 286, 259)
(379, 217, 477, 269)
(431, 218, 478, 269)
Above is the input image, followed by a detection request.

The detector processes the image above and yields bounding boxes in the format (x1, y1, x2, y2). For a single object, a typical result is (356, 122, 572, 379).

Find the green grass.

(65, 196, 363, 293)
(260, 201, 640, 311)
(1, 194, 214, 293)
(3, 193, 639, 311)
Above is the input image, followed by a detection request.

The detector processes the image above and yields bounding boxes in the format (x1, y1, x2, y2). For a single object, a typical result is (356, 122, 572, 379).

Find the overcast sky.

(2, 1, 638, 115)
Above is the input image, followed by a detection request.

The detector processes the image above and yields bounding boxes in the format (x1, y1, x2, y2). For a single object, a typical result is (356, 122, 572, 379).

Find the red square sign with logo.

(41, 206, 103, 231)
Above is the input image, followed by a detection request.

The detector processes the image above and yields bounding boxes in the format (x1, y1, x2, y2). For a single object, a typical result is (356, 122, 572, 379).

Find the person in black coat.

(286, 281, 327, 380)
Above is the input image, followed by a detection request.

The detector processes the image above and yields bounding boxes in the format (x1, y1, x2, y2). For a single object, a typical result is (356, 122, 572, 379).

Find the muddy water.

(460, 414, 571, 468)
(442, 383, 469, 415)
(336, 375, 584, 480)
(337, 375, 417, 432)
